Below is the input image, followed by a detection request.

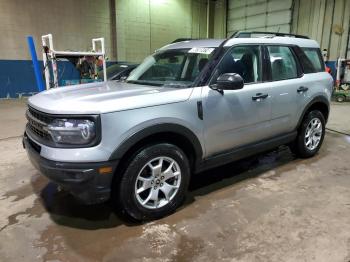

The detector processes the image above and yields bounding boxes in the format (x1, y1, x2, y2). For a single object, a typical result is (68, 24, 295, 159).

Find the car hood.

(28, 81, 193, 114)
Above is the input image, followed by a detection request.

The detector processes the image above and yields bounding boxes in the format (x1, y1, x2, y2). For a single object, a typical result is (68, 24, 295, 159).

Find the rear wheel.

(115, 143, 190, 221)
(290, 110, 325, 158)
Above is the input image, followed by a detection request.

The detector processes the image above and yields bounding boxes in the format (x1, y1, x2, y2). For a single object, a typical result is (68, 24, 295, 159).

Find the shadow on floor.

(33, 146, 296, 230)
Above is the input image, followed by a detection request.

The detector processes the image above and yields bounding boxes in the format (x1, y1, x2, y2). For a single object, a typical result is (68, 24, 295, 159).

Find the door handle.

(252, 93, 268, 101)
(297, 86, 309, 93)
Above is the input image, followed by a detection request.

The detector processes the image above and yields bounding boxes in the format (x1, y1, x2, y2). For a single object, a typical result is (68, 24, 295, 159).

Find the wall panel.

(0, 0, 115, 60)
(292, 0, 350, 60)
(227, 0, 293, 36)
(116, 0, 226, 63)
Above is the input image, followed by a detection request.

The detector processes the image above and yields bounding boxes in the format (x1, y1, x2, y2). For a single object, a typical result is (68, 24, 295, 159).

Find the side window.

(302, 48, 324, 73)
(191, 53, 211, 80)
(267, 46, 298, 81)
(215, 45, 262, 84)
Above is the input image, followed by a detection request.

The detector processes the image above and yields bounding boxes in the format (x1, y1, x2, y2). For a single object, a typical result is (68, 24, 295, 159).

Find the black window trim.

(264, 44, 304, 82)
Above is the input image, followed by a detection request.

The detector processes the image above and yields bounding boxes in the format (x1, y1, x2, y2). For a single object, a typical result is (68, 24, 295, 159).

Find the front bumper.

(23, 133, 119, 204)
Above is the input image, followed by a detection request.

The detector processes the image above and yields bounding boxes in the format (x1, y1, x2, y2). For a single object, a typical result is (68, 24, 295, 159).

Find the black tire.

(115, 143, 190, 221)
(291, 110, 325, 158)
(336, 95, 346, 102)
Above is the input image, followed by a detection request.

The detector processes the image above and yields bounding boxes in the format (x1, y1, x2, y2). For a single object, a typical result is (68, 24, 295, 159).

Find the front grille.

(26, 107, 53, 141)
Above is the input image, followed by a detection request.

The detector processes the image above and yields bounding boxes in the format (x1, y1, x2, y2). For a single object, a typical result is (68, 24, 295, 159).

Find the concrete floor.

(0, 99, 350, 262)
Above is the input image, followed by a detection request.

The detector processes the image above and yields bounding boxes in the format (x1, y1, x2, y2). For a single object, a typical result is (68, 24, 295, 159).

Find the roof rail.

(171, 38, 197, 43)
(230, 31, 309, 39)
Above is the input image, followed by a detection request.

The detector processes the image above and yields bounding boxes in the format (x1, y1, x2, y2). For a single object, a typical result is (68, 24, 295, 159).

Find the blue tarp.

(0, 60, 117, 98)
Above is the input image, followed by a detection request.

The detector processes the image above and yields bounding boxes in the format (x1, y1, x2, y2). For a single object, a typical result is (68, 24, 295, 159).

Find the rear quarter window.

(300, 48, 325, 73)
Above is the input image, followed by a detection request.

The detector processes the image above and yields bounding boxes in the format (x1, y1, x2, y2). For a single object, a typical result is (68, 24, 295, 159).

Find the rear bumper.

(23, 133, 119, 204)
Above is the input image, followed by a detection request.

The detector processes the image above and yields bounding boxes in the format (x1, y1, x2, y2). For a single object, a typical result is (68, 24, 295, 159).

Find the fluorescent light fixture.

(150, 0, 167, 4)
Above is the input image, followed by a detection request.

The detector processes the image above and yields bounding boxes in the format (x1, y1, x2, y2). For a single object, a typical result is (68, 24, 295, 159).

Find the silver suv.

(24, 32, 333, 221)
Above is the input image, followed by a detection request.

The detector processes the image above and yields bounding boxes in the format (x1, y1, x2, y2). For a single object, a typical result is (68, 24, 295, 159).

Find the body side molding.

(195, 131, 297, 173)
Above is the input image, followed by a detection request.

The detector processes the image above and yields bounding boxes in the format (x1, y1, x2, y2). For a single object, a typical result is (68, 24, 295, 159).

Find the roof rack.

(230, 31, 309, 39)
(171, 38, 197, 43)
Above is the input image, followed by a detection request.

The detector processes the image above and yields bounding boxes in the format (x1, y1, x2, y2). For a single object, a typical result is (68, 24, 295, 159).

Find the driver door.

(201, 45, 272, 157)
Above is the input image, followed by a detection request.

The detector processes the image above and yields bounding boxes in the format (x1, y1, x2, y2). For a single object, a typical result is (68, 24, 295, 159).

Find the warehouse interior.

(1, 0, 349, 98)
(1, 0, 350, 261)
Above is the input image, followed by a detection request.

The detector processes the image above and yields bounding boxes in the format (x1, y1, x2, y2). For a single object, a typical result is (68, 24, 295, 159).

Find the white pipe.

(42, 51, 50, 90)
(42, 34, 54, 51)
(92, 38, 107, 82)
(41, 34, 52, 89)
(52, 54, 58, 88)
(336, 58, 345, 88)
(52, 51, 104, 56)
(92, 38, 105, 52)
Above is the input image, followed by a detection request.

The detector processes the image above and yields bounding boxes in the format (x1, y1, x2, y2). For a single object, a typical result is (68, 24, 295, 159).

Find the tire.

(291, 110, 325, 158)
(336, 95, 346, 102)
(115, 143, 190, 221)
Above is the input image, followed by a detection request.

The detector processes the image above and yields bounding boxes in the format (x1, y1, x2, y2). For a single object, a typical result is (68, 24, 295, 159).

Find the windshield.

(126, 48, 214, 87)
(98, 64, 130, 79)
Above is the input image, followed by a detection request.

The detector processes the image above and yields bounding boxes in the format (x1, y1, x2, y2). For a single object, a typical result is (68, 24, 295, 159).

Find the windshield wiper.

(126, 80, 162, 87)
(162, 83, 190, 88)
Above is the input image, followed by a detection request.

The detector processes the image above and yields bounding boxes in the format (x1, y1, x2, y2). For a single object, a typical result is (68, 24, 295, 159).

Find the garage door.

(227, 0, 293, 36)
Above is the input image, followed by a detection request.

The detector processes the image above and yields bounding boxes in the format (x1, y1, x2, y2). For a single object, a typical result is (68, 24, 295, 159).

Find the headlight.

(46, 119, 96, 145)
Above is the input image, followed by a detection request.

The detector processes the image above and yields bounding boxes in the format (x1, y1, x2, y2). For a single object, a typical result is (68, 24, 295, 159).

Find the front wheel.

(115, 143, 190, 221)
(336, 95, 346, 102)
(290, 110, 325, 158)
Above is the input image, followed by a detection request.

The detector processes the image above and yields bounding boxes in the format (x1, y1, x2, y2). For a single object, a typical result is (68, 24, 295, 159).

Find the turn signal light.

(99, 166, 113, 174)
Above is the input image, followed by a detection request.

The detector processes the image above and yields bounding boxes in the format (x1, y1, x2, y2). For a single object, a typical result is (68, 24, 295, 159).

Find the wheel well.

(115, 132, 198, 177)
(305, 102, 329, 122)
(336, 94, 346, 99)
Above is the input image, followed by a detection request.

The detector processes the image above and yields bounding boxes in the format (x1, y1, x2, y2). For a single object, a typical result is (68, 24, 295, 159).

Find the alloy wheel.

(135, 157, 181, 209)
(304, 118, 322, 151)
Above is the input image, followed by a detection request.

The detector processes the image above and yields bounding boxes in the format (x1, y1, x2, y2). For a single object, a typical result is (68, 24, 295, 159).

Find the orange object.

(98, 166, 113, 174)
(96, 57, 104, 67)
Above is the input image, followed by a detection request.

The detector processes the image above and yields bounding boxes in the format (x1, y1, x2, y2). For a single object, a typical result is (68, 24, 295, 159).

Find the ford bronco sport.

(24, 32, 333, 221)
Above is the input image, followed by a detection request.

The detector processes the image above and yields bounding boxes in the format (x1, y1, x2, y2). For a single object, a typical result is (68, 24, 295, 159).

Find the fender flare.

(296, 96, 330, 128)
(108, 123, 203, 162)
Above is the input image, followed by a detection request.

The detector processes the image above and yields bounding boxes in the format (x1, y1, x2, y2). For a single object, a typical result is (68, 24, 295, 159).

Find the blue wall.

(0, 60, 117, 98)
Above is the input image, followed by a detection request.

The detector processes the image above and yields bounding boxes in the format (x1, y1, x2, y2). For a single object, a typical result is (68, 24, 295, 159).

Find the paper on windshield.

(188, 47, 215, 54)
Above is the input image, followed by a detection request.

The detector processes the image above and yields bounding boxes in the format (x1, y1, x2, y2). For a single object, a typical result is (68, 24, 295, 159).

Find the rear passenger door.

(265, 45, 305, 136)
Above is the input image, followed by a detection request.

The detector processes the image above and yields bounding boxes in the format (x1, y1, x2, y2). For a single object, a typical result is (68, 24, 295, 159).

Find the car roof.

(159, 36, 319, 51)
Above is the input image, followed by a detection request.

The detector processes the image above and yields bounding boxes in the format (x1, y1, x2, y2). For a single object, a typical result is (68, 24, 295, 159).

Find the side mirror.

(216, 73, 244, 90)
